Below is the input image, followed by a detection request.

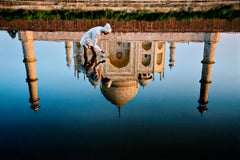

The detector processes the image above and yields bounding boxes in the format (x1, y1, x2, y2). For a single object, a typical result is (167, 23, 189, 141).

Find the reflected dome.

(101, 80, 138, 108)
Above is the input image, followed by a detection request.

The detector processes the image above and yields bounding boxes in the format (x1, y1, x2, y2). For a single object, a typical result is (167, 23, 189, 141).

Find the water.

(0, 30, 240, 159)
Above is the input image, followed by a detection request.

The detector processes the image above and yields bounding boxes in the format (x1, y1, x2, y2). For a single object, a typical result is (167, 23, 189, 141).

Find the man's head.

(102, 23, 112, 35)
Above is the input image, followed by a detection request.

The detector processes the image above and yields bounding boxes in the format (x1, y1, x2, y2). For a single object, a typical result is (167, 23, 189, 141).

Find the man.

(80, 23, 112, 58)
(82, 54, 112, 88)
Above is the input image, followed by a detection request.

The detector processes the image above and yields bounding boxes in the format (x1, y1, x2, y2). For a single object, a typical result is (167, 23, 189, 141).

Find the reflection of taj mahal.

(73, 39, 166, 115)
(19, 31, 219, 115)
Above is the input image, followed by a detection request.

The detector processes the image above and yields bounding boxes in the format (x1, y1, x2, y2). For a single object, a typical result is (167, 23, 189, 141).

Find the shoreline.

(1, 1, 239, 32)
(0, 1, 239, 12)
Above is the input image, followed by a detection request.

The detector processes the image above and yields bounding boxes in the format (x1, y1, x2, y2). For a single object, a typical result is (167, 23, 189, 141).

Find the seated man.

(80, 23, 112, 58)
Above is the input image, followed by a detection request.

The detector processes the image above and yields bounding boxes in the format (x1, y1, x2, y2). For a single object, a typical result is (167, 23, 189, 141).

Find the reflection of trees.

(7, 30, 18, 39)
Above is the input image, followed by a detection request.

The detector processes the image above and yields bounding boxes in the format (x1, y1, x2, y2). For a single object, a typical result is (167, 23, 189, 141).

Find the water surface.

(0, 30, 239, 159)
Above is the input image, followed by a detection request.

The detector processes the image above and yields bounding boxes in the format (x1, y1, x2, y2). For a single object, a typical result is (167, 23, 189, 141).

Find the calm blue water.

(0, 31, 240, 159)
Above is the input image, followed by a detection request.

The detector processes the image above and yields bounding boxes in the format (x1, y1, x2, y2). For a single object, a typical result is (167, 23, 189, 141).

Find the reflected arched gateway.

(108, 42, 130, 68)
(142, 41, 152, 66)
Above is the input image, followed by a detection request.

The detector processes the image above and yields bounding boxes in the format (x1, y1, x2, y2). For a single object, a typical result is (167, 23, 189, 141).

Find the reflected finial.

(169, 63, 174, 70)
(30, 103, 40, 113)
(118, 107, 121, 118)
(197, 104, 208, 116)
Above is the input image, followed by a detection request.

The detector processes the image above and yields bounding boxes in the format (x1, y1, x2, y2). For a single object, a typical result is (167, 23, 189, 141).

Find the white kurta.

(80, 26, 103, 53)
(80, 23, 112, 53)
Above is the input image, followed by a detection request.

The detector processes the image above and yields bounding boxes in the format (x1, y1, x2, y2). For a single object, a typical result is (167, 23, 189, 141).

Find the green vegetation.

(0, 5, 239, 21)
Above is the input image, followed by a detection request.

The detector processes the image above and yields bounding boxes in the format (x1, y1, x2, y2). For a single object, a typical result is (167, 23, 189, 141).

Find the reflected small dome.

(138, 73, 152, 87)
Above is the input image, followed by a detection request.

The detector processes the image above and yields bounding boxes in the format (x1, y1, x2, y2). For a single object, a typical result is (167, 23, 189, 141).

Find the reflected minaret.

(20, 31, 40, 111)
(169, 42, 176, 70)
(198, 33, 220, 115)
(73, 42, 83, 79)
(65, 41, 72, 68)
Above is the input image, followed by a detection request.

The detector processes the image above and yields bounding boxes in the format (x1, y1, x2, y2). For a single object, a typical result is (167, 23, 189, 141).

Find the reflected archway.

(108, 42, 130, 68)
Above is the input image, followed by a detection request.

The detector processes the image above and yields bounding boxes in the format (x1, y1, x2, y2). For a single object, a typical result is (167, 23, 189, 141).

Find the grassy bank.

(0, 5, 239, 21)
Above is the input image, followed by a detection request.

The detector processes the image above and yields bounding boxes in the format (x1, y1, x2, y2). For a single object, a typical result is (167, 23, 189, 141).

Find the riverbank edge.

(0, 1, 240, 12)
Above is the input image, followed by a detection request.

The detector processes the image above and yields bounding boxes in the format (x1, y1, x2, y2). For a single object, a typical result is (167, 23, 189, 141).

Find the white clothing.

(80, 23, 112, 53)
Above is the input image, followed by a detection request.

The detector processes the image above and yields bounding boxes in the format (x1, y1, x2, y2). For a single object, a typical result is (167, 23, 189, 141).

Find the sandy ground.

(0, 1, 239, 12)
